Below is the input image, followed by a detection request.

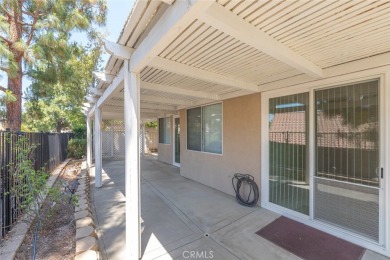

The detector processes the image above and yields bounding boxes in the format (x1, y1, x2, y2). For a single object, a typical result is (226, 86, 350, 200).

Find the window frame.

(186, 102, 223, 155)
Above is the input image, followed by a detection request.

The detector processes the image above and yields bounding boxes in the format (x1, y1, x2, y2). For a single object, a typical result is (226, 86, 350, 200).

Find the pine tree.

(0, 0, 106, 130)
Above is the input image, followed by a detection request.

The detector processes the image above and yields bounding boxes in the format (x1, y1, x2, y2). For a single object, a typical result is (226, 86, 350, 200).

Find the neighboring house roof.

(270, 111, 377, 149)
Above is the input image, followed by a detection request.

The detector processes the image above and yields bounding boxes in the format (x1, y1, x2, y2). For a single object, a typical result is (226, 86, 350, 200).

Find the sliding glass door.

(314, 81, 380, 241)
(266, 79, 381, 242)
(269, 93, 309, 215)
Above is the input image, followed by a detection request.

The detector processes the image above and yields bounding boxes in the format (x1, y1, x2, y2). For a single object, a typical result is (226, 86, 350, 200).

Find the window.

(158, 117, 171, 144)
(187, 103, 222, 154)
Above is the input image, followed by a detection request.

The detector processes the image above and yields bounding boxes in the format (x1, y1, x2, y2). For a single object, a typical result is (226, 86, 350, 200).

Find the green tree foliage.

(0, 0, 106, 130)
(23, 42, 101, 132)
(145, 121, 158, 128)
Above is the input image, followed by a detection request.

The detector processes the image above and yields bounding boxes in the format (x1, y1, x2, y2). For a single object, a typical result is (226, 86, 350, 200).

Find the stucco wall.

(180, 93, 262, 197)
(157, 115, 173, 164)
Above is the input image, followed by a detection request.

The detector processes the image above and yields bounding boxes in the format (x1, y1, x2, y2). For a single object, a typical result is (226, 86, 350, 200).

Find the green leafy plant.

(145, 121, 158, 128)
(67, 138, 87, 159)
(7, 135, 76, 259)
(73, 124, 87, 139)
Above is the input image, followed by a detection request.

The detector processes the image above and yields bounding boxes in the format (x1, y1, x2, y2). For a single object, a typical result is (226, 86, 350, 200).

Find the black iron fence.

(0, 131, 73, 238)
(269, 131, 379, 186)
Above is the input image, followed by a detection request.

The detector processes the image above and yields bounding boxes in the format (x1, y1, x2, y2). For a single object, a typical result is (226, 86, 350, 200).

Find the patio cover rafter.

(88, 87, 103, 96)
(109, 93, 195, 106)
(198, 2, 324, 78)
(140, 103, 177, 111)
(86, 96, 97, 103)
(93, 71, 115, 83)
(141, 81, 220, 100)
(130, 0, 214, 73)
(141, 108, 177, 114)
(103, 39, 134, 60)
(140, 95, 194, 106)
(150, 56, 259, 92)
(97, 67, 125, 108)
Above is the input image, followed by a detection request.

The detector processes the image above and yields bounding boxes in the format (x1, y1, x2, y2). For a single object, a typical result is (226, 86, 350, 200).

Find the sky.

(0, 0, 135, 101)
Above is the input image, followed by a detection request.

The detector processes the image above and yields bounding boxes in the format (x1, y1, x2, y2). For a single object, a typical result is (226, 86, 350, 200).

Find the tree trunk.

(5, 65, 22, 131)
(5, 1, 23, 131)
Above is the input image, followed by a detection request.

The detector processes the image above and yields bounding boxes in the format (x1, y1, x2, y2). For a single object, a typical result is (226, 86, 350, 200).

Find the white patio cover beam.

(97, 67, 125, 107)
(141, 81, 219, 100)
(102, 111, 124, 119)
(123, 60, 141, 258)
(130, 0, 214, 73)
(141, 103, 177, 111)
(198, 2, 324, 78)
(86, 96, 97, 103)
(259, 52, 390, 92)
(141, 108, 177, 114)
(88, 104, 96, 118)
(103, 39, 134, 60)
(94, 106, 102, 188)
(93, 71, 115, 84)
(141, 94, 195, 106)
(88, 87, 103, 96)
(150, 56, 259, 92)
(86, 116, 92, 167)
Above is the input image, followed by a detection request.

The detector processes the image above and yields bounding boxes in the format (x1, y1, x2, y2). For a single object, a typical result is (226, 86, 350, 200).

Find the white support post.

(94, 106, 102, 188)
(142, 124, 146, 156)
(86, 116, 92, 167)
(111, 128, 114, 158)
(124, 59, 141, 258)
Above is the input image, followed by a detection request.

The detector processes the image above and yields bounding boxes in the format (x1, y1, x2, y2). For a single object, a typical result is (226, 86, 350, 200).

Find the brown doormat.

(256, 217, 365, 260)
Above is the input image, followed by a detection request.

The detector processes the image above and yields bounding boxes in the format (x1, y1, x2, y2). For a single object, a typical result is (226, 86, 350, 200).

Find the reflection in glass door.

(314, 80, 380, 241)
(269, 93, 309, 215)
(174, 117, 180, 165)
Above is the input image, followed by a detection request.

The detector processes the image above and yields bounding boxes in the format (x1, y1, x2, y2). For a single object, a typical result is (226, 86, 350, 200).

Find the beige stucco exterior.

(178, 93, 262, 197)
(157, 115, 174, 164)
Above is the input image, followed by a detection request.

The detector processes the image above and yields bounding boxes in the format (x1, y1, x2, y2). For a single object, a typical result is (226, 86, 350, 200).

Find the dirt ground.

(15, 160, 81, 260)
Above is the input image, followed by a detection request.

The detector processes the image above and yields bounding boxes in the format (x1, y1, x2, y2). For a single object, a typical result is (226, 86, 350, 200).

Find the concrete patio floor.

(90, 155, 386, 260)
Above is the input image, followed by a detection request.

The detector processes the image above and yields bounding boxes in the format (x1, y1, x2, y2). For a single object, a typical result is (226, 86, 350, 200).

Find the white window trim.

(261, 66, 390, 257)
(186, 102, 223, 155)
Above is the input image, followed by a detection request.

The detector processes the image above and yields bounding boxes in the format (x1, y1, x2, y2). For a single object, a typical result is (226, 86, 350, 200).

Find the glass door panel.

(314, 80, 380, 241)
(269, 93, 309, 215)
(174, 117, 180, 164)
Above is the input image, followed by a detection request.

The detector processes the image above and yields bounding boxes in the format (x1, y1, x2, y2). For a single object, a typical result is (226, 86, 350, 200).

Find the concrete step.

(75, 210, 90, 220)
(77, 194, 88, 200)
(76, 236, 97, 254)
(76, 217, 94, 228)
(75, 250, 98, 260)
(76, 226, 95, 240)
(78, 198, 88, 205)
(75, 203, 90, 212)
(76, 190, 87, 196)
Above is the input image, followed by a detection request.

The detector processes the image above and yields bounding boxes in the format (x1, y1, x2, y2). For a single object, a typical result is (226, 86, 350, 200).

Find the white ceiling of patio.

(87, 0, 390, 120)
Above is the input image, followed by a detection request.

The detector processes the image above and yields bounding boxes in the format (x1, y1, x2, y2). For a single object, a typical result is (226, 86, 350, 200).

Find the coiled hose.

(232, 173, 259, 207)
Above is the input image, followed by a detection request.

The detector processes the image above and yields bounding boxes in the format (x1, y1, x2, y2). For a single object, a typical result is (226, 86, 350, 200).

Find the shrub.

(72, 125, 87, 139)
(67, 138, 87, 159)
(145, 121, 157, 128)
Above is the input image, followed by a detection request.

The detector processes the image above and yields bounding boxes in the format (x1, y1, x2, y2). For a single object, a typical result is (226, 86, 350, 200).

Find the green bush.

(67, 138, 87, 159)
(145, 121, 157, 128)
(72, 125, 87, 139)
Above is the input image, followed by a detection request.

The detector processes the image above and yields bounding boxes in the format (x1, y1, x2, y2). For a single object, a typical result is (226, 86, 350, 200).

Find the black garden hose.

(232, 173, 259, 207)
